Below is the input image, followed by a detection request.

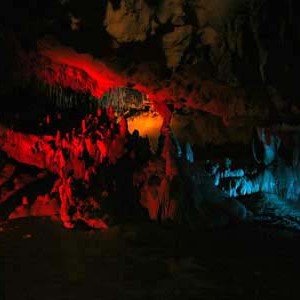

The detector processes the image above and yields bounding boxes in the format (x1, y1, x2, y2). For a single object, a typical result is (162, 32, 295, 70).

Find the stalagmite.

(185, 143, 194, 163)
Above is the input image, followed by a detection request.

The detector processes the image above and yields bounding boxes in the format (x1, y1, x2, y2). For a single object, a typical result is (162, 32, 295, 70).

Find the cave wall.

(0, 0, 299, 145)
(1, 0, 298, 90)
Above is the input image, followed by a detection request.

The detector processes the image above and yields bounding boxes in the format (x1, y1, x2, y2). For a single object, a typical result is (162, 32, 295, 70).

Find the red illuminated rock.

(0, 164, 16, 187)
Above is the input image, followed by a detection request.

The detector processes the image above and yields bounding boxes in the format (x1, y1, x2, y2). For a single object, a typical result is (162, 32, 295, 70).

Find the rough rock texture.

(162, 25, 193, 69)
(1, 0, 300, 143)
(105, 0, 152, 43)
(26, 38, 271, 131)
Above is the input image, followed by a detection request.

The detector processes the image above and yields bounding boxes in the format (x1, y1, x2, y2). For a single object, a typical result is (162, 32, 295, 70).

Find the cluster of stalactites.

(36, 80, 149, 115)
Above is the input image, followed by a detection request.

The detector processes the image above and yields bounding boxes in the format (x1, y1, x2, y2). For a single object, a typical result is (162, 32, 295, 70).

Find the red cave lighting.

(36, 39, 166, 103)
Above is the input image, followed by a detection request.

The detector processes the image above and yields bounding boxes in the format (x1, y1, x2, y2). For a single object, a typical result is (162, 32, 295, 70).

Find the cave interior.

(1, 1, 300, 299)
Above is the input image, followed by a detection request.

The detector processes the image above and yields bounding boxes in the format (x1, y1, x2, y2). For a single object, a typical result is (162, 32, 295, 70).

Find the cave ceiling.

(0, 0, 300, 127)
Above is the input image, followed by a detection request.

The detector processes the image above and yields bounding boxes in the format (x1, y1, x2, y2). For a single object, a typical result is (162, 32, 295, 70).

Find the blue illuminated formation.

(185, 143, 194, 163)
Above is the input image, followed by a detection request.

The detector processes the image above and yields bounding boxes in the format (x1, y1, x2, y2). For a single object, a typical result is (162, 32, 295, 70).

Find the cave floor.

(1, 217, 300, 300)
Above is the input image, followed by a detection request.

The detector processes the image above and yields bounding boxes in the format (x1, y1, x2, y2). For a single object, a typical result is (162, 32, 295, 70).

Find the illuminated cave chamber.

(2, 2, 300, 299)
(1, 61, 300, 229)
(1, 0, 300, 231)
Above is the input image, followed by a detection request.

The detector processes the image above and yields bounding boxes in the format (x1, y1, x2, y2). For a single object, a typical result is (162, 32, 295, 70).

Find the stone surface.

(104, 0, 152, 43)
(0, 0, 299, 141)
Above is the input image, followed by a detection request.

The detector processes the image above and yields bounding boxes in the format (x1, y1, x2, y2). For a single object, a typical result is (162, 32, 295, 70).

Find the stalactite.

(66, 90, 69, 109)
(60, 87, 63, 108)
(59, 86, 63, 108)
(69, 94, 72, 109)
(57, 87, 60, 107)
(49, 85, 51, 101)
(46, 83, 49, 99)
(60, 88, 63, 108)
(25, 78, 146, 116)
(54, 86, 57, 106)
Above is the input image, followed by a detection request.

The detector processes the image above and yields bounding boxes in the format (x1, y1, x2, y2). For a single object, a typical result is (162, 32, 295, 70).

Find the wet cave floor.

(1, 217, 300, 300)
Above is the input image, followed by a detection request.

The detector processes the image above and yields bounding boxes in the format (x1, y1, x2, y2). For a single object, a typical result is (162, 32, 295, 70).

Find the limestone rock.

(104, 0, 152, 43)
(156, 0, 186, 25)
(162, 25, 193, 69)
(0, 164, 16, 187)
